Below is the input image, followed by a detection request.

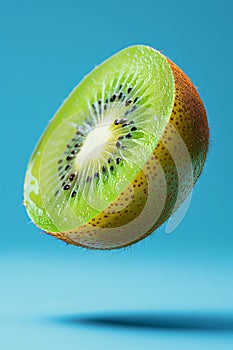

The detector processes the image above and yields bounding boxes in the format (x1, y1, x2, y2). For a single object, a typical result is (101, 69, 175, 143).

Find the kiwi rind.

(56, 59, 209, 250)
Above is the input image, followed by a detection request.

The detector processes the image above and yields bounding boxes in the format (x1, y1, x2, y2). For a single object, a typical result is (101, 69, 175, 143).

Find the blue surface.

(1, 0, 233, 349)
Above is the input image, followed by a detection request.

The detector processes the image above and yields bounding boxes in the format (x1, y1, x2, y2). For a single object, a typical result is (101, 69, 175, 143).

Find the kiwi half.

(24, 45, 209, 250)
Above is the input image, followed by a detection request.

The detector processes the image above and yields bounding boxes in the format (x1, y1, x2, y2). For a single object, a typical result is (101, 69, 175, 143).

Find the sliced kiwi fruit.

(24, 45, 209, 250)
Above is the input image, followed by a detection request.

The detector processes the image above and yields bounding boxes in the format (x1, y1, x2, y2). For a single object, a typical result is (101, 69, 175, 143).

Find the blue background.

(1, 0, 233, 349)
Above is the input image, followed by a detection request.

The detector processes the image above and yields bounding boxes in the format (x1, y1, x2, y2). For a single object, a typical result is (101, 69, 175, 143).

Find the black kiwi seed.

(119, 118, 127, 124)
(129, 120, 135, 125)
(116, 157, 121, 164)
(69, 173, 75, 181)
(63, 184, 71, 190)
(86, 175, 91, 182)
(94, 172, 99, 178)
(71, 149, 78, 155)
(114, 119, 119, 125)
(55, 190, 59, 196)
(76, 129, 84, 136)
(102, 166, 107, 173)
(125, 98, 132, 106)
(110, 165, 114, 171)
(65, 164, 71, 171)
(66, 155, 73, 161)
(131, 126, 137, 131)
(58, 166, 62, 171)
(118, 136, 124, 140)
(134, 97, 138, 103)
(98, 100, 101, 105)
(74, 143, 81, 148)
(125, 133, 132, 138)
(116, 141, 121, 148)
(71, 190, 77, 198)
(118, 92, 123, 99)
(122, 123, 128, 128)
(60, 175, 65, 180)
(108, 158, 112, 164)
(67, 144, 71, 148)
(127, 87, 132, 93)
(62, 182, 66, 187)
(58, 159, 63, 164)
(105, 98, 108, 103)
(104, 104, 107, 110)
(119, 84, 122, 90)
(110, 94, 116, 102)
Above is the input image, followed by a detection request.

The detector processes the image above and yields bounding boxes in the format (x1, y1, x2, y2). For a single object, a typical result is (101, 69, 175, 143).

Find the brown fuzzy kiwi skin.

(46, 58, 209, 250)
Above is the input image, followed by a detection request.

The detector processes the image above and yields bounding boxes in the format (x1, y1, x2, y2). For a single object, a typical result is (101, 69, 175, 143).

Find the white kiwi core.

(74, 123, 112, 167)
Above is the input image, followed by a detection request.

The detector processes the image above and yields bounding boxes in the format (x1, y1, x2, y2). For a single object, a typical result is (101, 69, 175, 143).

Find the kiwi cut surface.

(24, 45, 209, 250)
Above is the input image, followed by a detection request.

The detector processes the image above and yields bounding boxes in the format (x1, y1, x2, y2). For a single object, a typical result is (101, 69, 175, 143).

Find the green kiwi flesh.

(24, 46, 175, 236)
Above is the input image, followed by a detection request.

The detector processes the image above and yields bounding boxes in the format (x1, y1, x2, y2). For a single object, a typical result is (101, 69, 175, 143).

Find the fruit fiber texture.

(24, 46, 209, 250)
